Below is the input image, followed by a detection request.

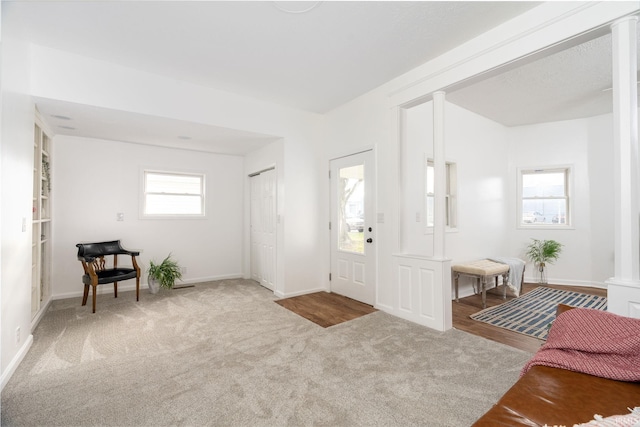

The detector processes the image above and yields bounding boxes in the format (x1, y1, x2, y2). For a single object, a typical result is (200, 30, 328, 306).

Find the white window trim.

(140, 169, 206, 219)
(517, 165, 573, 230)
(425, 156, 458, 234)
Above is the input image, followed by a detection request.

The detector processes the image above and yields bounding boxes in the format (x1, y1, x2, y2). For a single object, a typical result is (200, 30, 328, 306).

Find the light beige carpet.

(1, 279, 532, 426)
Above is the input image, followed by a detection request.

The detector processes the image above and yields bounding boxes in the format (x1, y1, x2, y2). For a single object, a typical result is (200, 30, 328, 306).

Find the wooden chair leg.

(92, 284, 97, 313)
(114, 282, 118, 298)
(82, 284, 89, 306)
(136, 276, 140, 301)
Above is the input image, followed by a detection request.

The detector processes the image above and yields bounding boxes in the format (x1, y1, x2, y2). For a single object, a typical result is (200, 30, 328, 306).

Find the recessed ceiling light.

(59, 125, 76, 130)
(273, 1, 322, 14)
(51, 114, 72, 120)
(178, 135, 192, 140)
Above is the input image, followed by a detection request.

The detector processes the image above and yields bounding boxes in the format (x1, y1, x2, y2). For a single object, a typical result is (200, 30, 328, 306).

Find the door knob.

(366, 238, 373, 243)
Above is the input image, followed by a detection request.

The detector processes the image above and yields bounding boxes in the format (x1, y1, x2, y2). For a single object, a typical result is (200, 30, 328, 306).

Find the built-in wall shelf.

(32, 113, 53, 323)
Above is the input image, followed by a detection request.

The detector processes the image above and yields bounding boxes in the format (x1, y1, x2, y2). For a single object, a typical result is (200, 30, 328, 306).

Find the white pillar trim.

(606, 15, 640, 318)
(432, 91, 446, 260)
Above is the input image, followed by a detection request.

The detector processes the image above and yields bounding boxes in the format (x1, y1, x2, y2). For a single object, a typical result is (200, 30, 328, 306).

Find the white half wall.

(52, 136, 245, 298)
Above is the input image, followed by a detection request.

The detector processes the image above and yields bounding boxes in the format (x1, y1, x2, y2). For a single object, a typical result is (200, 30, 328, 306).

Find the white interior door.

(330, 151, 375, 305)
(250, 169, 276, 291)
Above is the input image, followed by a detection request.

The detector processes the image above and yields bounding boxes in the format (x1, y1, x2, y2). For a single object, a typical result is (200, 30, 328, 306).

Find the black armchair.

(76, 240, 141, 313)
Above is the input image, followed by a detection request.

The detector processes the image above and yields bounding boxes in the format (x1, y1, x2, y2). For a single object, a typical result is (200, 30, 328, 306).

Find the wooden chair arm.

(556, 303, 575, 316)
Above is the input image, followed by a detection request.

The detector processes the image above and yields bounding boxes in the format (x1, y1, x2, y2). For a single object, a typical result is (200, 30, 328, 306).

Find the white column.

(606, 16, 640, 318)
(432, 91, 446, 260)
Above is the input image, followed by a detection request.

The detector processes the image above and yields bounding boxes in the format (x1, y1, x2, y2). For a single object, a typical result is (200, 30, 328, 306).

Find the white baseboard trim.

(453, 279, 608, 301)
(275, 287, 328, 299)
(374, 301, 394, 312)
(52, 274, 245, 300)
(31, 297, 53, 331)
(1, 334, 33, 391)
(523, 277, 608, 289)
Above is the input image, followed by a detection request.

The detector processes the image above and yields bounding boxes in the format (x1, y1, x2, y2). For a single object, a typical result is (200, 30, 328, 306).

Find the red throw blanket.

(521, 307, 640, 381)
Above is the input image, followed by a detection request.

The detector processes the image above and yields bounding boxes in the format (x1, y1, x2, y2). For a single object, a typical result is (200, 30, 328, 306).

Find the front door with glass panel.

(330, 151, 375, 305)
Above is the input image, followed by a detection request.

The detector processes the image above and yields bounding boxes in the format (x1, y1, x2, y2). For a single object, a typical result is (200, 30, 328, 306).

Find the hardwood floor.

(277, 285, 607, 353)
(453, 282, 608, 353)
(276, 291, 377, 328)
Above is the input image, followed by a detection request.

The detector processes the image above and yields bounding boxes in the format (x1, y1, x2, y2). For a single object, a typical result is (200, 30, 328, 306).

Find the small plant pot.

(148, 277, 160, 294)
(537, 263, 547, 284)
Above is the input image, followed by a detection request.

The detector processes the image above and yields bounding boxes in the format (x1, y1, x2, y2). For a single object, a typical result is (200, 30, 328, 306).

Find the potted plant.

(525, 239, 563, 284)
(147, 253, 183, 294)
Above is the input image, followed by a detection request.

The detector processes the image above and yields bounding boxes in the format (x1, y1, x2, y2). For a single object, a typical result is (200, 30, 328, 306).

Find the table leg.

(454, 272, 459, 302)
(502, 272, 508, 300)
(481, 276, 487, 308)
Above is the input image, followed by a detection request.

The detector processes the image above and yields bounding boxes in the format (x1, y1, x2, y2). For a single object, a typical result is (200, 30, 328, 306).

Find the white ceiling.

(33, 98, 281, 156)
(447, 31, 639, 127)
(4, 1, 632, 153)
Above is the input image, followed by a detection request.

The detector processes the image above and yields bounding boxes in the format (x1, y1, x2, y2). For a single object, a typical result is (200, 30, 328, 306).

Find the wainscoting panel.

(398, 264, 413, 313)
(419, 267, 436, 319)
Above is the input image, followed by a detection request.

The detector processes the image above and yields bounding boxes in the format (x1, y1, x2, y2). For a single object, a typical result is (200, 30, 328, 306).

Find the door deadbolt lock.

(366, 238, 373, 243)
(368, 227, 372, 232)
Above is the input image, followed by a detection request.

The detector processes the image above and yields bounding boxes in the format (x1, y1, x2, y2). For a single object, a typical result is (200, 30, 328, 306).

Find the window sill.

(140, 214, 207, 220)
(517, 224, 574, 231)
(424, 227, 458, 235)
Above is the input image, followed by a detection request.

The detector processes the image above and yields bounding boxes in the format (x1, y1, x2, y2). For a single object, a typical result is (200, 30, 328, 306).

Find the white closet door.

(250, 169, 276, 291)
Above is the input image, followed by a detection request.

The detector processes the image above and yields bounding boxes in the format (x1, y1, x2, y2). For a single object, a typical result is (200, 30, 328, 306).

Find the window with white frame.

(425, 160, 457, 230)
(143, 170, 205, 217)
(519, 167, 570, 226)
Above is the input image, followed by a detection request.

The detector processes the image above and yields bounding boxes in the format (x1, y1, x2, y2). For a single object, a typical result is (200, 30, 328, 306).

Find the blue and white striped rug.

(470, 286, 607, 340)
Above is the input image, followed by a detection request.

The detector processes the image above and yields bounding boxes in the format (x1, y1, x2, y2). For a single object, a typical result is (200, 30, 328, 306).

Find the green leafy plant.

(526, 239, 562, 284)
(148, 253, 183, 289)
(525, 239, 563, 267)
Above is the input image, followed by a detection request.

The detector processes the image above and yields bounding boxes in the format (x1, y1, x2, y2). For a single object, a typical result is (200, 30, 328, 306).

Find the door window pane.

(338, 165, 364, 253)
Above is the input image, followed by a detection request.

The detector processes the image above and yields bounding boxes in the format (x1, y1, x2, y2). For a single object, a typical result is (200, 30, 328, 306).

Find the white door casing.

(250, 169, 276, 291)
(330, 151, 376, 305)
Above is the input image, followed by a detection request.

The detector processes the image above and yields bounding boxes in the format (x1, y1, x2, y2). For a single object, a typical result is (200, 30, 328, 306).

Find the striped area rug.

(470, 286, 607, 340)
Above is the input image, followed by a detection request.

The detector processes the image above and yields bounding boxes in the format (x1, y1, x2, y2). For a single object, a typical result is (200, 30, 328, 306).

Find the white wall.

(586, 114, 615, 285)
(506, 117, 611, 287)
(52, 136, 245, 297)
(445, 103, 511, 264)
(0, 36, 35, 387)
(505, 114, 616, 287)
(400, 101, 510, 265)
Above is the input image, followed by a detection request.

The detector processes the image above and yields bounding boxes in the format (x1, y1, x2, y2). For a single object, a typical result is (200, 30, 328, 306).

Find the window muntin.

(143, 171, 205, 217)
(519, 168, 569, 226)
(426, 160, 457, 230)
